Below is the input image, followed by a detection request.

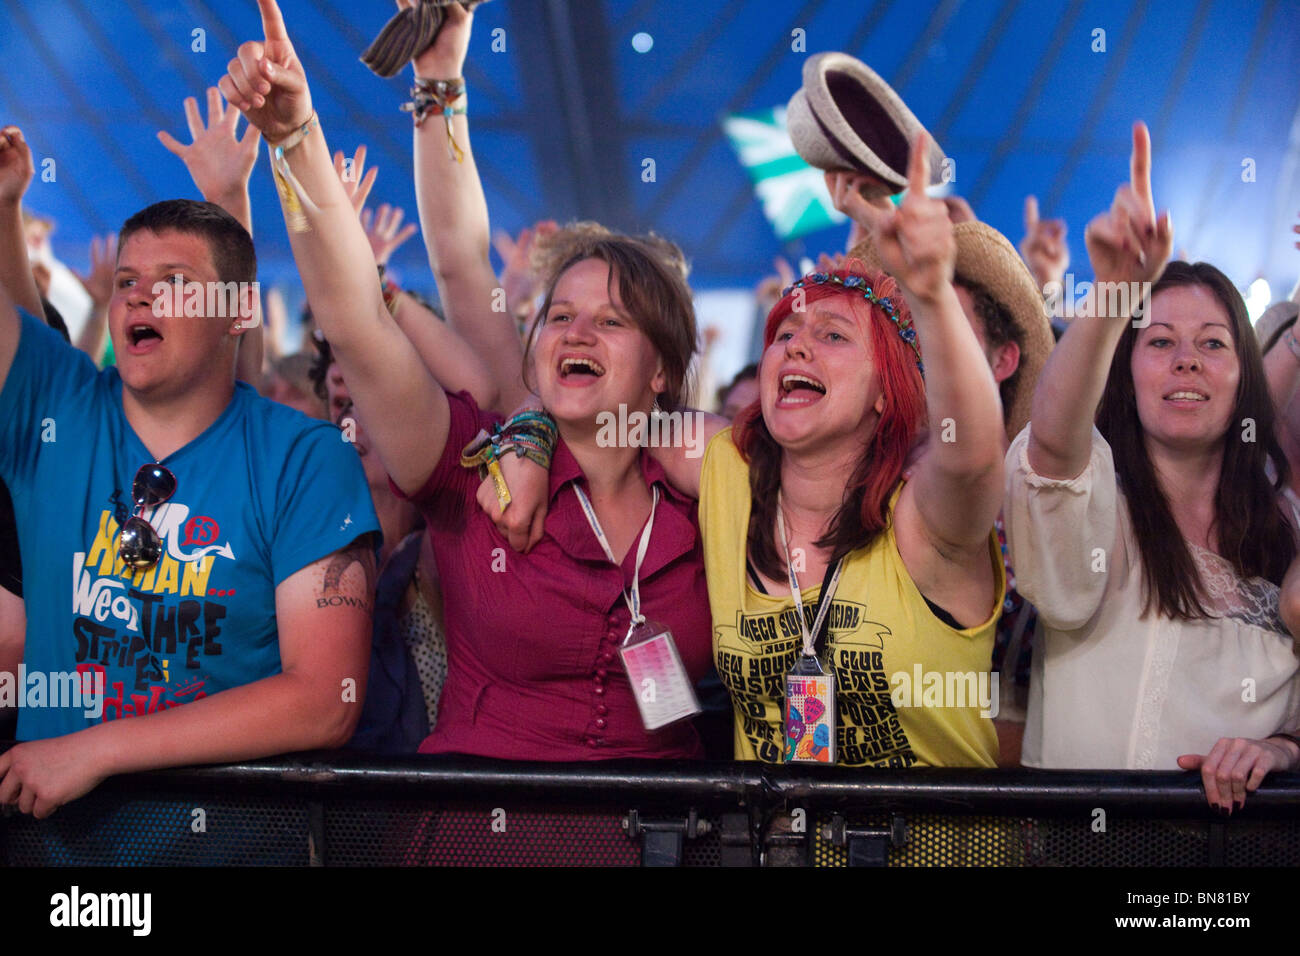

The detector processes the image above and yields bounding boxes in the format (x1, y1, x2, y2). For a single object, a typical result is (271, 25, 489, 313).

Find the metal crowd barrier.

(2, 746, 1298, 866)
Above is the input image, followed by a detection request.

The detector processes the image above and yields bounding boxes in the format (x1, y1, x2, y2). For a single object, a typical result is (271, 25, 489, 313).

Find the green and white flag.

(722, 106, 846, 241)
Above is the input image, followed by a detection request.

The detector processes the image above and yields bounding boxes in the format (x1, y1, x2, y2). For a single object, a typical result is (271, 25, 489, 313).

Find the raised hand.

(815, 251, 847, 274)
(333, 145, 379, 214)
(1083, 122, 1172, 289)
(826, 169, 894, 231)
(218, 0, 312, 143)
(0, 125, 35, 206)
(942, 195, 976, 224)
(158, 88, 261, 208)
(849, 133, 955, 305)
(755, 256, 796, 312)
(362, 204, 419, 267)
(1019, 195, 1069, 289)
(74, 235, 119, 310)
(406, 0, 475, 79)
(493, 220, 557, 318)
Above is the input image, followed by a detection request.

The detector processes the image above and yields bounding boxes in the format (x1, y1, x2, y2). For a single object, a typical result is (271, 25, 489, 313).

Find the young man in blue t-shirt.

(0, 124, 380, 819)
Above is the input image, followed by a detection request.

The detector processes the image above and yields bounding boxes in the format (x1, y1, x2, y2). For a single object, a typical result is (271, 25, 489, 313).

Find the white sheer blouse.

(1003, 424, 1300, 769)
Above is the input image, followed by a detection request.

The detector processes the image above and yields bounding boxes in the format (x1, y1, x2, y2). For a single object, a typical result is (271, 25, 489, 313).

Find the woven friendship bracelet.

(267, 112, 322, 235)
(459, 410, 559, 511)
(401, 77, 468, 162)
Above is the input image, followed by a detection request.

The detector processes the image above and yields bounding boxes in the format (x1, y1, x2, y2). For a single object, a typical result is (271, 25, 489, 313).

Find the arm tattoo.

(314, 536, 377, 614)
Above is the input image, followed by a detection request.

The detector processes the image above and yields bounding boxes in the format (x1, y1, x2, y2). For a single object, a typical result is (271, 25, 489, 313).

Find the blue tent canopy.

(3, 0, 1298, 299)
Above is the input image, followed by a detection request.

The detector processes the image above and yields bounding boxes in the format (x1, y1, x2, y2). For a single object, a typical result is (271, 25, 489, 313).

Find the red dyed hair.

(732, 264, 927, 580)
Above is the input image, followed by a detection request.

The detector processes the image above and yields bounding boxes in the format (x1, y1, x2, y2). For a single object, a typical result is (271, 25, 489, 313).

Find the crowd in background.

(0, 0, 1298, 833)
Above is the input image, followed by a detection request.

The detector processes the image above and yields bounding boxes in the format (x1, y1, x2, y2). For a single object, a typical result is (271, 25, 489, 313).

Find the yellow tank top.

(699, 429, 1003, 767)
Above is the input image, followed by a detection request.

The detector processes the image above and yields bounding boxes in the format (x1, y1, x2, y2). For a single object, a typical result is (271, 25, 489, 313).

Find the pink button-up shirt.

(401, 393, 711, 760)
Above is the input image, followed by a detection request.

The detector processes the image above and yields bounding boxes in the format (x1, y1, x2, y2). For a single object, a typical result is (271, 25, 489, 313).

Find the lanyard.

(573, 484, 659, 628)
(776, 490, 844, 658)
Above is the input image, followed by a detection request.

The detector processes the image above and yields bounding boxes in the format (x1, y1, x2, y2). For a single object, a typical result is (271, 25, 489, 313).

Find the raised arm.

(72, 234, 115, 362)
(158, 88, 266, 381)
(1019, 195, 1069, 293)
(838, 135, 1005, 554)
(1028, 122, 1173, 479)
(0, 125, 42, 385)
(0, 538, 374, 818)
(219, 0, 449, 494)
(407, 2, 529, 411)
(338, 154, 499, 407)
(158, 88, 260, 234)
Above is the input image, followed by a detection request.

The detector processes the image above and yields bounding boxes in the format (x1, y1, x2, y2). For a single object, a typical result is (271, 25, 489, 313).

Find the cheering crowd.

(1, 0, 1299, 827)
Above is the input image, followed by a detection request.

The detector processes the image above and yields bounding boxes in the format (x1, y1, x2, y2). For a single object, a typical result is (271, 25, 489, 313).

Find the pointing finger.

(775, 256, 795, 287)
(1024, 195, 1039, 233)
(1130, 121, 1154, 213)
(907, 131, 930, 197)
(257, 0, 290, 42)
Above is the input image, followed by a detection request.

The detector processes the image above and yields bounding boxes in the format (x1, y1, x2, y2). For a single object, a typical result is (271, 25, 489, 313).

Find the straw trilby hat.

(786, 52, 945, 194)
(850, 221, 1054, 439)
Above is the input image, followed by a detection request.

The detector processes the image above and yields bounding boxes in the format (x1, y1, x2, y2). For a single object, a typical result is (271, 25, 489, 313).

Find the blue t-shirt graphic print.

(0, 308, 380, 741)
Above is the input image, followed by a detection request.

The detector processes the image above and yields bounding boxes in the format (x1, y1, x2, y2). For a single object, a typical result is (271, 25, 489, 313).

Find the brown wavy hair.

(1095, 260, 1295, 619)
(523, 232, 697, 409)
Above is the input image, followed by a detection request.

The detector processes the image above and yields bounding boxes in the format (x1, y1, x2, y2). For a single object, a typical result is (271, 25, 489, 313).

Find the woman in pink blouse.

(224, 2, 713, 759)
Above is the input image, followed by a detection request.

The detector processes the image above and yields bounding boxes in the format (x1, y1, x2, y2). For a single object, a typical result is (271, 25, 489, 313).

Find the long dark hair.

(734, 267, 925, 581)
(1095, 260, 1295, 619)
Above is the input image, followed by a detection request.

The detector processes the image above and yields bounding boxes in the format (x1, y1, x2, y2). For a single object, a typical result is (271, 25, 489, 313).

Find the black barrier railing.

(2, 745, 1298, 866)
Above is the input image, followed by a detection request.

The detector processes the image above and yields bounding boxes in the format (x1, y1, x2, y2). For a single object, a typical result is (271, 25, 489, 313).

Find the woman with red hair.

(658, 137, 1005, 765)
(696, 261, 1003, 765)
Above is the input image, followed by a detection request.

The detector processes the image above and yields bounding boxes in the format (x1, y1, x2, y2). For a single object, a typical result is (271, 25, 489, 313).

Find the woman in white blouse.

(1004, 122, 1300, 812)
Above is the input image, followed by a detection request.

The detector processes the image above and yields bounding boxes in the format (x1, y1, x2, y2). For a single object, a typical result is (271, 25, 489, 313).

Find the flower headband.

(780, 272, 924, 376)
